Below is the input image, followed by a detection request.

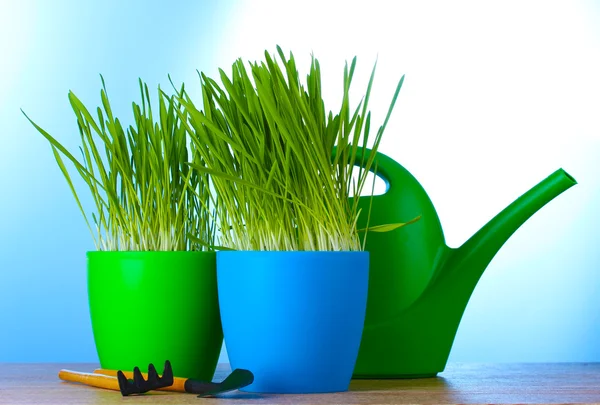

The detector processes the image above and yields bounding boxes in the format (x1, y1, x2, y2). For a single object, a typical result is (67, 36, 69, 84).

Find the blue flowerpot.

(217, 251, 369, 393)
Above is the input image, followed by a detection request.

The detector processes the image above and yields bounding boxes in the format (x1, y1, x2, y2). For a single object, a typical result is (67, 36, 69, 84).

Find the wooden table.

(1, 363, 599, 404)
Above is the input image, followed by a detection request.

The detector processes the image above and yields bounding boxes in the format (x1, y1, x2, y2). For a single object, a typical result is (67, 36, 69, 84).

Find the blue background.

(1, 0, 599, 364)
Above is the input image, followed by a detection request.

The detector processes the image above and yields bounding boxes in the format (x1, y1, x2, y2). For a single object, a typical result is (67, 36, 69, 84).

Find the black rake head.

(117, 360, 174, 396)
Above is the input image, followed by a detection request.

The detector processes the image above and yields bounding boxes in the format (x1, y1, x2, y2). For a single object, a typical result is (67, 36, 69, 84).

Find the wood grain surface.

(1, 362, 599, 404)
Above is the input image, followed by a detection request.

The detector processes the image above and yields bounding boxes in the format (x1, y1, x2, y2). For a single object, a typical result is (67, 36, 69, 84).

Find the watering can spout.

(441, 168, 577, 290)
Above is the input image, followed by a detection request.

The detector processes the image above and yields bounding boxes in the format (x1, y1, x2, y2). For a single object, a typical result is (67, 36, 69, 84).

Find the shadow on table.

(211, 392, 271, 400)
(349, 376, 450, 392)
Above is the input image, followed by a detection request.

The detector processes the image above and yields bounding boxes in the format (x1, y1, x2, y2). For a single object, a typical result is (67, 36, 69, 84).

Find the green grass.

(23, 78, 215, 251)
(177, 46, 409, 251)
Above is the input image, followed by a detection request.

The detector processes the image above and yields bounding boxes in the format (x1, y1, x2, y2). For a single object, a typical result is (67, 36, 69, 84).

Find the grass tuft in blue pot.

(179, 46, 415, 393)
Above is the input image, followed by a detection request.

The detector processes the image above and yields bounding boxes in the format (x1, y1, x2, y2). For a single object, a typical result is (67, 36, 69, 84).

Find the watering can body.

(353, 150, 576, 378)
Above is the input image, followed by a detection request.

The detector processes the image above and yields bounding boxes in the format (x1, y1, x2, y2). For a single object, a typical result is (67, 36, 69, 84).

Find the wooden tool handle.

(94, 368, 186, 392)
(58, 369, 120, 391)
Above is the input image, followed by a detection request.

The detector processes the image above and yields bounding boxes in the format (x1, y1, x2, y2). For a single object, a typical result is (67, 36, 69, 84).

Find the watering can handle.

(352, 147, 404, 196)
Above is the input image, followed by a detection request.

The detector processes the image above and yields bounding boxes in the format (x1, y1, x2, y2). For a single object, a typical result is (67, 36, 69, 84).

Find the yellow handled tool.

(59, 361, 174, 396)
(58, 369, 120, 391)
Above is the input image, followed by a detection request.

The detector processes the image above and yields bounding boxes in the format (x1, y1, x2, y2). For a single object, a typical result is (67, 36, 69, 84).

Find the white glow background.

(1, 0, 599, 362)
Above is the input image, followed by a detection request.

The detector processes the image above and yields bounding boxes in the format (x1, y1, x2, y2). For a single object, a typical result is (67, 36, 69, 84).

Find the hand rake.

(116, 361, 174, 396)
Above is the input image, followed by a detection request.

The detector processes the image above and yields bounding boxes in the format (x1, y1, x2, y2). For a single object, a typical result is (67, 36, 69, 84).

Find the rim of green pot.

(86, 250, 216, 258)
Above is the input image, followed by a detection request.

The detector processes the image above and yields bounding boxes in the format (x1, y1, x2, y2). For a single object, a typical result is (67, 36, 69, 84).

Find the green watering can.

(353, 149, 577, 378)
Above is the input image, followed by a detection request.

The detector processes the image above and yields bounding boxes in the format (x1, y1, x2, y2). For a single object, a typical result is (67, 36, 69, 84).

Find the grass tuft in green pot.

(23, 78, 223, 381)
(177, 46, 413, 393)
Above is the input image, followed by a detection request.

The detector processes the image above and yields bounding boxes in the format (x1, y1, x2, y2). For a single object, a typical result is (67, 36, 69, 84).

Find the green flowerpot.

(87, 251, 222, 380)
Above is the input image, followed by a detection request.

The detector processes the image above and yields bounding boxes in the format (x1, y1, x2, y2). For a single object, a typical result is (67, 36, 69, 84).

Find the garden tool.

(96, 364, 255, 397)
(116, 361, 174, 395)
(58, 361, 172, 395)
